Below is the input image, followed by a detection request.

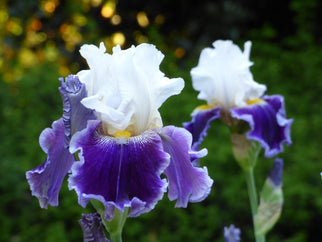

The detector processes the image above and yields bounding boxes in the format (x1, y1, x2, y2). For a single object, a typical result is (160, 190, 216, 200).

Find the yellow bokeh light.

(81, 0, 91, 12)
(60, 24, 82, 51)
(0, 10, 9, 25)
(136, 11, 149, 27)
(73, 14, 87, 26)
(101, 2, 115, 18)
(102, 38, 113, 51)
(112, 32, 125, 46)
(44, 1, 56, 13)
(26, 31, 47, 47)
(6, 19, 23, 36)
(110, 14, 121, 25)
(174, 47, 186, 58)
(44, 43, 59, 62)
(133, 31, 148, 44)
(41, 0, 59, 15)
(18, 48, 38, 68)
(155, 14, 165, 25)
(91, 0, 103, 7)
(59, 65, 71, 77)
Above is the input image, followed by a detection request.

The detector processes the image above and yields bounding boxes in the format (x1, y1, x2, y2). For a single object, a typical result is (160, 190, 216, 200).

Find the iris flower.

(184, 40, 293, 158)
(26, 43, 213, 221)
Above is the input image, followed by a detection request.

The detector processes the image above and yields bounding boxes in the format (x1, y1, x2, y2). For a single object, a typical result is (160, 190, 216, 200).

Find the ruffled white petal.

(78, 42, 184, 135)
(154, 77, 184, 109)
(191, 40, 266, 108)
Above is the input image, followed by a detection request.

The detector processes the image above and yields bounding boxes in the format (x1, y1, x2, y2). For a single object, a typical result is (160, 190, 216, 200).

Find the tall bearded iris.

(184, 40, 293, 159)
(26, 43, 213, 224)
(184, 40, 292, 242)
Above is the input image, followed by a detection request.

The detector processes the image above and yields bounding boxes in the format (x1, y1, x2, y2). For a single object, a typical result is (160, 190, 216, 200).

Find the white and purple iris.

(26, 43, 213, 221)
(184, 40, 293, 158)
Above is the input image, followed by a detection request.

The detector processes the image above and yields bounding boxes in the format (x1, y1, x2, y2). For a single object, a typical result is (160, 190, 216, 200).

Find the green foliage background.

(0, 0, 321, 241)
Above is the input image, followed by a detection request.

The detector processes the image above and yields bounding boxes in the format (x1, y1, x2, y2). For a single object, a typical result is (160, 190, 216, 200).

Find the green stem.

(109, 231, 123, 242)
(102, 207, 129, 242)
(231, 134, 266, 241)
(244, 168, 258, 216)
(91, 200, 129, 242)
(244, 168, 265, 242)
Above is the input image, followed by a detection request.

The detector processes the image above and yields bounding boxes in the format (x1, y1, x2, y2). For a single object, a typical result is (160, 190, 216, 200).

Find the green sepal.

(231, 133, 261, 171)
(254, 180, 283, 236)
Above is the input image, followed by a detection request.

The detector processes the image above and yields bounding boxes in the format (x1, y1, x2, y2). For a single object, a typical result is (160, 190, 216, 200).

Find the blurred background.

(0, 0, 321, 241)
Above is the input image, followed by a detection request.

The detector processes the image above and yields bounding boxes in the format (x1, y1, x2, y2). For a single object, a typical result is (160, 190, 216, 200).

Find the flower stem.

(244, 168, 258, 217)
(244, 168, 265, 242)
(102, 207, 129, 242)
(91, 199, 129, 242)
(231, 135, 264, 241)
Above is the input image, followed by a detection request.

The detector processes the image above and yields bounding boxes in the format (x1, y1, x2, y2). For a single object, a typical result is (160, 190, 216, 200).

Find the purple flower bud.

(79, 213, 110, 242)
(268, 158, 284, 187)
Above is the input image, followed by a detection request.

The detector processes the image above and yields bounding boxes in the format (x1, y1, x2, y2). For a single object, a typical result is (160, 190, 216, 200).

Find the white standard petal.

(78, 42, 184, 135)
(78, 42, 112, 96)
(191, 40, 266, 108)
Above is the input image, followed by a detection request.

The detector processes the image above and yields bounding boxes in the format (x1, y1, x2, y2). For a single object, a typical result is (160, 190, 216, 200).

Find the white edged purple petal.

(68, 120, 170, 221)
(26, 118, 75, 208)
(183, 107, 222, 151)
(59, 75, 96, 147)
(230, 95, 293, 158)
(159, 126, 213, 208)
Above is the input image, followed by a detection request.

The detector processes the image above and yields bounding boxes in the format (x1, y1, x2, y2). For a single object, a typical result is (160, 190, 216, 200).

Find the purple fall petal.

(79, 213, 110, 242)
(26, 118, 75, 208)
(159, 126, 213, 208)
(59, 75, 96, 147)
(230, 95, 293, 158)
(68, 120, 170, 221)
(183, 107, 222, 150)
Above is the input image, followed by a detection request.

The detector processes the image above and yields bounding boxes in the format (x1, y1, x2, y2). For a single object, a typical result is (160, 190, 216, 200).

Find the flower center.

(113, 130, 131, 144)
(247, 98, 265, 105)
(195, 104, 213, 111)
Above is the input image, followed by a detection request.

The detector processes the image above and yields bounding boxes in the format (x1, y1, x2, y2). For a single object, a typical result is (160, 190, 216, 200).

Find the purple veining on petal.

(79, 213, 110, 242)
(68, 120, 170, 221)
(230, 95, 293, 158)
(159, 126, 213, 208)
(183, 107, 221, 151)
(224, 224, 241, 242)
(268, 158, 284, 187)
(26, 118, 75, 208)
(59, 75, 96, 147)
